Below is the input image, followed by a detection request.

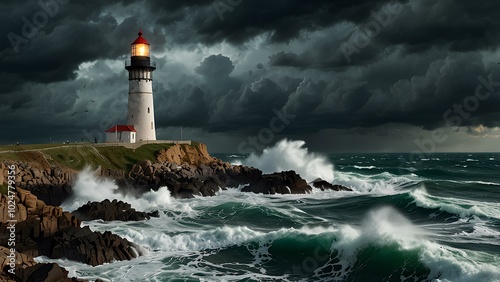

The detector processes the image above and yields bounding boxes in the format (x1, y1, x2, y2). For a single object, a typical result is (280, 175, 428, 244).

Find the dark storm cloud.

(195, 0, 399, 44)
(195, 54, 235, 79)
(0, 0, 140, 90)
(268, 0, 500, 69)
(1, 0, 500, 149)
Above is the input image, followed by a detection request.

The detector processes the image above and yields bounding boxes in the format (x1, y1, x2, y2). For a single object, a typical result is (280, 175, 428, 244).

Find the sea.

(37, 140, 500, 281)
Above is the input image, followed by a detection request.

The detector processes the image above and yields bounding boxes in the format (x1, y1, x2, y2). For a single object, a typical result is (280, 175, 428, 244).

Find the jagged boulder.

(242, 171, 312, 194)
(2, 161, 76, 207)
(224, 165, 263, 188)
(72, 199, 159, 222)
(0, 248, 83, 282)
(311, 178, 353, 191)
(0, 246, 37, 280)
(50, 226, 142, 266)
(10, 263, 85, 282)
(0, 188, 142, 270)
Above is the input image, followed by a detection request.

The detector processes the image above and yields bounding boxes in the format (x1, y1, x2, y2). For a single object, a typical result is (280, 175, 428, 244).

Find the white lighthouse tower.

(125, 30, 157, 141)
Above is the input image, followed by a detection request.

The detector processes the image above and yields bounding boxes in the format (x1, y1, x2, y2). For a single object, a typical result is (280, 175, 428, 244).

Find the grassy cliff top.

(0, 142, 203, 172)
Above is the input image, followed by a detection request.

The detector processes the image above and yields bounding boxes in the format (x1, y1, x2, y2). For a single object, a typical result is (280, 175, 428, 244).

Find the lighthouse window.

(151, 122, 154, 129)
(148, 107, 150, 114)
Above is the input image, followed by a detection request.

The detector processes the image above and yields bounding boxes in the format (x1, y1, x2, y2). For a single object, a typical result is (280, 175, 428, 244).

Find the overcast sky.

(1, 0, 500, 153)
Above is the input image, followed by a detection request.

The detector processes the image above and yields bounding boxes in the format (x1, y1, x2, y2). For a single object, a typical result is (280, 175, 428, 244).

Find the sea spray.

(334, 206, 423, 259)
(239, 139, 335, 183)
(61, 167, 174, 212)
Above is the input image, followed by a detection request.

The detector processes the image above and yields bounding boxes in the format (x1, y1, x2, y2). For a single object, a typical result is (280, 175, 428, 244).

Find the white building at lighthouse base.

(105, 125, 137, 143)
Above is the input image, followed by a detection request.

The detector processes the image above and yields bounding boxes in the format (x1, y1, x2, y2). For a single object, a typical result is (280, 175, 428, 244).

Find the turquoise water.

(40, 150, 500, 281)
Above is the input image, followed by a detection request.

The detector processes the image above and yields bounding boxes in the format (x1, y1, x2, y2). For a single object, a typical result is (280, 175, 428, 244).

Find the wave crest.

(239, 139, 334, 183)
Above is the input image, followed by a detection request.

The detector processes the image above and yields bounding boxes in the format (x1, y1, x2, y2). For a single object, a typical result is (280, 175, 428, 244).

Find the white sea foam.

(238, 139, 334, 183)
(322, 207, 500, 282)
(333, 207, 424, 258)
(410, 188, 500, 220)
(353, 165, 376, 170)
(332, 170, 421, 194)
(46, 204, 500, 281)
(420, 242, 500, 282)
(61, 168, 192, 215)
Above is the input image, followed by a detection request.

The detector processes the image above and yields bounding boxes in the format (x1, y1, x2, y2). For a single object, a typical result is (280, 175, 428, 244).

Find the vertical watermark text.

(6, 164, 17, 275)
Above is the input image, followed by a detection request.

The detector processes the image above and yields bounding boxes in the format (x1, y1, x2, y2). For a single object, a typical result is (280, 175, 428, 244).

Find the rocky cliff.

(156, 143, 214, 165)
(0, 188, 143, 281)
(0, 143, 213, 205)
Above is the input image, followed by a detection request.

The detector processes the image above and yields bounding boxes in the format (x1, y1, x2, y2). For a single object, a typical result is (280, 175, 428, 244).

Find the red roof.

(105, 125, 137, 133)
(131, 30, 150, 45)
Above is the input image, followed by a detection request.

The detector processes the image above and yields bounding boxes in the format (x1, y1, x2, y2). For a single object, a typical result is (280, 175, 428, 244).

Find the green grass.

(0, 142, 204, 174)
(0, 143, 78, 152)
(0, 143, 207, 195)
(0, 152, 20, 162)
(42, 144, 176, 171)
(96, 144, 173, 171)
(44, 146, 109, 171)
(0, 142, 202, 174)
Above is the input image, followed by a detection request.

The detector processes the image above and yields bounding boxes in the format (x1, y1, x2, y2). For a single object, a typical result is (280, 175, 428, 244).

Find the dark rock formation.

(123, 158, 353, 197)
(311, 178, 353, 191)
(72, 199, 159, 222)
(10, 263, 85, 282)
(0, 246, 38, 282)
(124, 160, 232, 198)
(241, 171, 313, 194)
(0, 188, 142, 280)
(1, 161, 76, 207)
(124, 158, 270, 198)
(224, 165, 263, 188)
(50, 226, 141, 266)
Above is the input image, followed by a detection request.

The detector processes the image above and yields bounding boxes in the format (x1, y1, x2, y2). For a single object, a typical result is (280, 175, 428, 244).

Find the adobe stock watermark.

(341, 3, 402, 64)
(6, 164, 17, 275)
(213, 0, 242, 21)
(398, 73, 500, 172)
(237, 107, 297, 154)
(7, 0, 70, 53)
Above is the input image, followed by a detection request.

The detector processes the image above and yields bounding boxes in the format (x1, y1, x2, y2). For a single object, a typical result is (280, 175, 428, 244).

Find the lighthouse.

(125, 30, 157, 141)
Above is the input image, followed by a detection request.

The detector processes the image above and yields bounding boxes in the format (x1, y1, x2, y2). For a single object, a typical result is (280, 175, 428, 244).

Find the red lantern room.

(131, 30, 150, 57)
(125, 29, 156, 75)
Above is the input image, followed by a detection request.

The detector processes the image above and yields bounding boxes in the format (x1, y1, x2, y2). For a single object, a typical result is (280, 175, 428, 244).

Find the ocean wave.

(444, 180, 500, 186)
(410, 188, 500, 220)
(332, 170, 422, 194)
(321, 207, 500, 282)
(54, 206, 500, 281)
(237, 139, 334, 183)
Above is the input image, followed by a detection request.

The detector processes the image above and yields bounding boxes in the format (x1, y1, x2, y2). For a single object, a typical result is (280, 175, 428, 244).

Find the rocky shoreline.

(0, 144, 351, 281)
